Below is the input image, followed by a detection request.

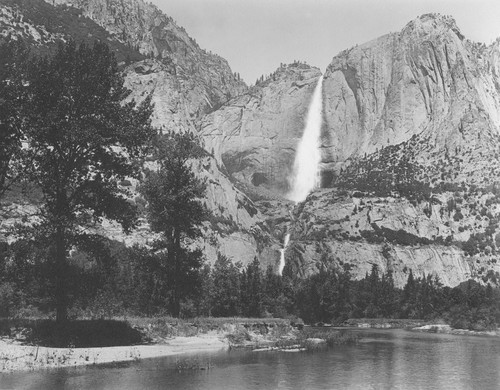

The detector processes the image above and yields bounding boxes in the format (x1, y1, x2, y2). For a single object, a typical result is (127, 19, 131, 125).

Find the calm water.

(2, 329, 500, 390)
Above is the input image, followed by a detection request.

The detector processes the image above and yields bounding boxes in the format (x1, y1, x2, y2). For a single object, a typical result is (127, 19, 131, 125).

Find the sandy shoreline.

(0, 332, 228, 372)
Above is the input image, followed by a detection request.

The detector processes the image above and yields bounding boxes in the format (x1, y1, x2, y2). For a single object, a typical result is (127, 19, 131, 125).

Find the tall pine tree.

(140, 130, 207, 317)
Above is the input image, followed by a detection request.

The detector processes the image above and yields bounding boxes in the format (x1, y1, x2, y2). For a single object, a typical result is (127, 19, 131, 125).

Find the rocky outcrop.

(284, 189, 500, 287)
(51, 0, 247, 124)
(321, 13, 500, 178)
(201, 63, 322, 195)
(122, 59, 197, 131)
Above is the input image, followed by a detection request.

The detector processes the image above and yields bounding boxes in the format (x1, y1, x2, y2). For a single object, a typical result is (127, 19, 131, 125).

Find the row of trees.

(0, 39, 207, 321)
(297, 265, 499, 330)
(2, 233, 499, 331)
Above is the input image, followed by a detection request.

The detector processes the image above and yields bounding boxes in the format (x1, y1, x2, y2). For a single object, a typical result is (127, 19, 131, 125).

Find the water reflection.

(2, 329, 500, 390)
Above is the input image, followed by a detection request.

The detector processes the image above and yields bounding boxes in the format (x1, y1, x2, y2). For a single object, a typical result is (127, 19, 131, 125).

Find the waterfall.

(279, 75, 323, 276)
(287, 75, 324, 203)
(278, 233, 290, 276)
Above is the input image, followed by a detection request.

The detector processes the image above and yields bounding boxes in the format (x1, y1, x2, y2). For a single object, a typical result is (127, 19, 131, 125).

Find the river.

(2, 329, 500, 389)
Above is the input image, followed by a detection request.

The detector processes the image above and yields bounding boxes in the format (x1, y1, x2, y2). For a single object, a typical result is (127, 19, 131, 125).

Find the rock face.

(0, 4, 62, 44)
(321, 13, 500, 175)
(201, 63, 322, 196)
(285, 14, 500, 286)
(52, 0, 247, 126)
(285, 188, 500, 287)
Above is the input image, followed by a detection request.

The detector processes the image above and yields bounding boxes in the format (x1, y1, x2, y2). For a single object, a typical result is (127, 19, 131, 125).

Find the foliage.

(360, 226, 431, 246)
(240, 257, 263, 317)
(139, 131, 207, 316)
(334, 138, 432, 204)
(3, 40, 154, 322)
(0, 39, 30, 196)
(26, 319, 143, 348)
(3, 235, 500, 331)
(208, 254, 243, 317)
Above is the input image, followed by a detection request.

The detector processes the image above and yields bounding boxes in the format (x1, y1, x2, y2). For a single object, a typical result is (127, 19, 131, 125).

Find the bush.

(0, 282, 17, 317)
(26, 319, 144, 347)
(226, 326, 252, 344)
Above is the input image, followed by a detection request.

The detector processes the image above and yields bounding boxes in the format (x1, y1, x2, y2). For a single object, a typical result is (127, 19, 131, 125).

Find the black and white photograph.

(1, 0, 500, 388)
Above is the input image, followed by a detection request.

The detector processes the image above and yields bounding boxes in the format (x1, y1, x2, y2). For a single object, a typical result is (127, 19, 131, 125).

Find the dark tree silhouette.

(11, 40, 154, 322)
(140, 130, 207, 317)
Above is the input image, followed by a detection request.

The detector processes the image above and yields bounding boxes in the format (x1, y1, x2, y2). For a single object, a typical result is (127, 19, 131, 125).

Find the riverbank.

(6, 316, 496, 372)
(0, 317, 299, 371)
(0, 332, 226, 371)
(341, 318, 500, 336)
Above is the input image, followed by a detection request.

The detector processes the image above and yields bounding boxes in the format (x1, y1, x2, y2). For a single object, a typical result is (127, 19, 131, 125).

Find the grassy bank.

(0, 316, 310, 371)
(0, 317, 300, 348)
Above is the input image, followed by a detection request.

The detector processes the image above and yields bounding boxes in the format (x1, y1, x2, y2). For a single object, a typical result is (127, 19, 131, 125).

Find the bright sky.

(151, 0, 500, 84)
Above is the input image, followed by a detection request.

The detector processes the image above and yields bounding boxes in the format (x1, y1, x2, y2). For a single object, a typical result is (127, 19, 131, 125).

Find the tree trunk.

(55, 225, 68, 323)
(171, 229, 181, 317)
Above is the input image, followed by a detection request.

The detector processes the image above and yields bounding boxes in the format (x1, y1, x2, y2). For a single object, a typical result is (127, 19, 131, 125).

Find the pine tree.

(210, 254, 241, 316)
(263, 264, 286, 316)
(140, 130, 207, 317)
(241, 258, 263, 317)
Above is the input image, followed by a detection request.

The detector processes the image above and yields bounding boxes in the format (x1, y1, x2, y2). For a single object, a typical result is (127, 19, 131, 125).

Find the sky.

(150, 0, 500, 84)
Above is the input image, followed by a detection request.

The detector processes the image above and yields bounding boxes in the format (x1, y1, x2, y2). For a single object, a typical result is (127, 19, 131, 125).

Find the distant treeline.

(1, 239, 498, 331)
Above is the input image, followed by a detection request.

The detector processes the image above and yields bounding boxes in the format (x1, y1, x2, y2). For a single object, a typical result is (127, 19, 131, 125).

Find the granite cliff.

(321, 13, 500, 176)
(283, 14, 500, 286)
(2, 1, 500, 287)
(50, 0, 247, 128)
(201, 63, 322, 196)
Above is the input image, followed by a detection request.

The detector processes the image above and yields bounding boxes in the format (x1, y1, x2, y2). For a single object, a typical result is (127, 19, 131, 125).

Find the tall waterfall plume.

(287, 76, 324, 203)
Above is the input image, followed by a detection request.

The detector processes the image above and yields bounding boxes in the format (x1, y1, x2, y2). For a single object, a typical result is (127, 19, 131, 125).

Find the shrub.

(0, 282, 17, 317)
(226, 326, 252, 344)
(26, 319, 144, 347)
